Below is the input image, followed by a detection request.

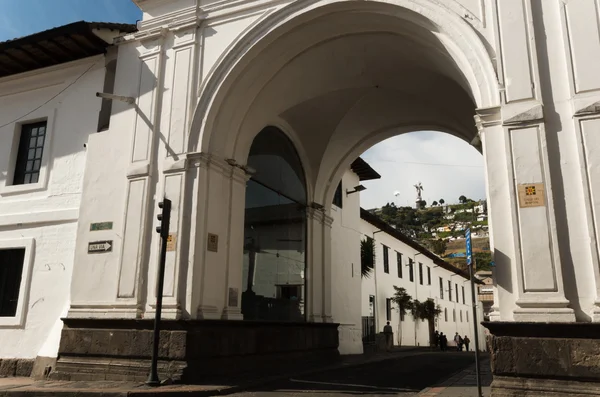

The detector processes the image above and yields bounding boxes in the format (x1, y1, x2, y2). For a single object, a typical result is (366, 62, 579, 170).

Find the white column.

(322, 214, 334, 323)
(186, 153, 234, 319)
(478, 106, 575, 322)
(221, 167, 249, 320)
(307, 207, 325, 322)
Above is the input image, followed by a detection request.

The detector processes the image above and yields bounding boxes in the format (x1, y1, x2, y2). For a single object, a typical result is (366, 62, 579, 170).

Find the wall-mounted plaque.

(207, 233, 219, 252)
(518, 183, 545, 208)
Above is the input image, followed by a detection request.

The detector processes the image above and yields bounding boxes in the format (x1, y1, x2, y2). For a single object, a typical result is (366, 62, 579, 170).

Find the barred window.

(13, 121, 47, 185)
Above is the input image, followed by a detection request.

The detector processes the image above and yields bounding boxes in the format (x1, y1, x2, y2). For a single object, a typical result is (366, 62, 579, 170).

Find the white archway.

(188, 0, 500, 161)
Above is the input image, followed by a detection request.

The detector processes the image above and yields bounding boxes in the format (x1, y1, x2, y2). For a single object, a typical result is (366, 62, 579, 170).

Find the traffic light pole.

(147, 198, 171, 386)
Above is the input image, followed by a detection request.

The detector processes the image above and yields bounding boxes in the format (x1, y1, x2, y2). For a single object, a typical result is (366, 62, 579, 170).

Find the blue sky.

(0, 0, 142, 42)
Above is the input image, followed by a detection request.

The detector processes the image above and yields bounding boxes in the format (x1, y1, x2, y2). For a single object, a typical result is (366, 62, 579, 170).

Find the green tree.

(459, 195, 467, 204)
(418, 200, 427, 209)
(439, 198, 445, 205)
(391, 286, 413, 345)
(411, 299, 442, 347)
(430, 239, 447, 256)
(360, 236, 376, 278)
(432, 201, 438, 207)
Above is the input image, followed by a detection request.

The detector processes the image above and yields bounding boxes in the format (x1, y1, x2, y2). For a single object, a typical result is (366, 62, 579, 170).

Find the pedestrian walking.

(383, 321, 393, 351)
(454, 332, 461, 351)
(464, 335, 470, 351)
(433, 330, 439, 349)
(439, 332, 447, 351)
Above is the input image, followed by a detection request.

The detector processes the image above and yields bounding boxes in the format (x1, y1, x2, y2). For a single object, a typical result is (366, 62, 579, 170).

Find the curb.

(0, 348, 430, 397)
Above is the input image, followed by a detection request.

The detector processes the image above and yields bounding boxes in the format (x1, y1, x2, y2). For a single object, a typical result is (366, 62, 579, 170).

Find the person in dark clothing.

(433, 330, 439, 348)
(383, 321, 393, 351)
(439, 332, 447, 351)
(464, 335, 470, 351)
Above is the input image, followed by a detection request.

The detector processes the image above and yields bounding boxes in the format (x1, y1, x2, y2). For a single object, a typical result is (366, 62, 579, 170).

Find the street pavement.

(233, 351, 490, 397)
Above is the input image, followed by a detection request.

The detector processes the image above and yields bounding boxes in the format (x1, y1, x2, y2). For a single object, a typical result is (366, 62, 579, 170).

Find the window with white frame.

(12, 121, 47, 185)
(0, 238, 34, 327)
(0, 249, 25, 316)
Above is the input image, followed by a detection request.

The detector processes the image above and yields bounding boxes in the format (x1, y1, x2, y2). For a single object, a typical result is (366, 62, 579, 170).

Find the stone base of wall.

(484, 322, 600, 397)
(0, 359, 34, 377)
(51, 318, 340, 383)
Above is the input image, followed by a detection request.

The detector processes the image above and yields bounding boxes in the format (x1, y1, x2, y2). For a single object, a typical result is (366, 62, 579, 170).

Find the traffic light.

(156, 198, 172, 238)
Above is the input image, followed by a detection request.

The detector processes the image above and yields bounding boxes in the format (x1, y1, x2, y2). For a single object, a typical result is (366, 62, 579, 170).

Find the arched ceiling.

(201, 1, 489, 203)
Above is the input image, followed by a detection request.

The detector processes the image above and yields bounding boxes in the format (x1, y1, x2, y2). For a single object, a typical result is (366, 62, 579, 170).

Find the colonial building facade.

(1, 0, 600, 394)
(359, 209, 487, 351)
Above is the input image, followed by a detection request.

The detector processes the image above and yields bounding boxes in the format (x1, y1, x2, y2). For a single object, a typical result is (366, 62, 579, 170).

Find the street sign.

(88, 240, 113, 253)
(90, 222, 113, 231)
(466, 228, 472, 266)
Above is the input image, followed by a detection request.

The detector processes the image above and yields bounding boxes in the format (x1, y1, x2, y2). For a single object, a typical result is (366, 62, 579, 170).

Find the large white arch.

(188, 0, 500, 158)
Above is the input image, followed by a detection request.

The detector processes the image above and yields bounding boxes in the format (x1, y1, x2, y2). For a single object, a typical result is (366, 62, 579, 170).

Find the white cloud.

(359, 131, 486, 209)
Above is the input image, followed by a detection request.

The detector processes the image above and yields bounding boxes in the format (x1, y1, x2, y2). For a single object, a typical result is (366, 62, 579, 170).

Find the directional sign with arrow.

(88, 240, 113, 254)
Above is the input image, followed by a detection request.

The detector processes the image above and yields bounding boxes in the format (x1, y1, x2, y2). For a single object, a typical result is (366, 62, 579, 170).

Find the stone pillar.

(306, 207, 325, 322)
(185, 153, 236, 320)
(321, 214, 334, 323)
(221, 167, 249, 320)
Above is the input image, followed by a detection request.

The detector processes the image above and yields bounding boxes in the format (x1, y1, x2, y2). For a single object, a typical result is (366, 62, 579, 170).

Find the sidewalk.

(0, 346, 429, 397)
(418, 356, 492, 397)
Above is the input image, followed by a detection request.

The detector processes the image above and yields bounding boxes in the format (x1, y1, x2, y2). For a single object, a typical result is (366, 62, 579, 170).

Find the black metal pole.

(147, 199, 171, 386)
(469, 257, 483, 397)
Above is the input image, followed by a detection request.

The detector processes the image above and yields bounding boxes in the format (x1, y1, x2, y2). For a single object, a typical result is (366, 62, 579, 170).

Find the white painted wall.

(330, 170, 363, 354)
(0, 58, 106, 359)
(360, 217, 487, 351)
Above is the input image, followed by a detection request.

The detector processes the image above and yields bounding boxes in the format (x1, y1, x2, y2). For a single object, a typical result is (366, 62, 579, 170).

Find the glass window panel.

(31, 173, 39, 183)
(28, 149, 35, 160)
(37, 136, 44, 147)
(242, 127, 307, 323)
(25, 161, 33, 172)
(38, 126, 45, 134)
(24, 174, 31, 184)
(33, 160, 41, 171)
(29, 137, 37, 147)
(35, 148, 42, 158)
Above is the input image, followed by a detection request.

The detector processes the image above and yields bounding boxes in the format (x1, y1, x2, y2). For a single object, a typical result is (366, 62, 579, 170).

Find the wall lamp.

(346, 185, 366, 196)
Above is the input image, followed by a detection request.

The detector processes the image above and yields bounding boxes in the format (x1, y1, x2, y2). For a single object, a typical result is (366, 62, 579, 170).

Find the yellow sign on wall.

(166, 233, 177, 251)
(517, 183, 545, 208)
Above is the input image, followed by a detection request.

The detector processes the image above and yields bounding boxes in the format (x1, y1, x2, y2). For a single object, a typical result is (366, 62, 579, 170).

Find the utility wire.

(367, 159, 483, 168)
(0, 61, 98, 130)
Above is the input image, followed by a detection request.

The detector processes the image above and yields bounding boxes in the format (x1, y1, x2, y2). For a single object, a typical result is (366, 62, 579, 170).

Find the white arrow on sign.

(88, 241, 113, 253)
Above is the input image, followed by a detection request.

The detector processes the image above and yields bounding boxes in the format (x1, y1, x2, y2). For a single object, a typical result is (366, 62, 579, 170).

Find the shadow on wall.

(493, 249, 512, 295)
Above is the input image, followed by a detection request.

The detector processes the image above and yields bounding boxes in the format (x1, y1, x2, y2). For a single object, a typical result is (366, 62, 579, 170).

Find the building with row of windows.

(359, 209, 486, 350)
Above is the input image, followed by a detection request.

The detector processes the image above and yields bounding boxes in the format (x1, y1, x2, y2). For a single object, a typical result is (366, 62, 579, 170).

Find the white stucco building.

(359, 209, 486, 351)
(2, 0, 600, 394)
(0, 21, 135, 376)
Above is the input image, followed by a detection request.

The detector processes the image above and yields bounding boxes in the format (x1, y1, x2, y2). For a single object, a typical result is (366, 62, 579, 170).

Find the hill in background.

(368, 197, 493, 271)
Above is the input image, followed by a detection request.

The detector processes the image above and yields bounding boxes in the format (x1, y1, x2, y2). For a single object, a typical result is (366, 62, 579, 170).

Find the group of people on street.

(433, 330, 470, 351)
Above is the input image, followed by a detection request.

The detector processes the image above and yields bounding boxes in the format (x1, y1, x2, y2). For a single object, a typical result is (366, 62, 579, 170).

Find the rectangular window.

(418, 263, 423, 285)
(332, 182, 343, 208)
(466, 311, 469, 322)
(462, 286, 465, 304)
(386, 298, 392, 321)
(448, 280, 452, 301)
(396, 252, 403, 278)
(383, 245, 389, 273)
(455, 284, 459, 302)
(460, 310, 463, 322)
(444, 308, 448, 322)
(453, 309, 456, 322)
(13, 121, 47, 185)
(439, 277, 444, 299)
(408, 258, 414, 282)
(427, 266, 431, 285)
(0, 249, 25, 317)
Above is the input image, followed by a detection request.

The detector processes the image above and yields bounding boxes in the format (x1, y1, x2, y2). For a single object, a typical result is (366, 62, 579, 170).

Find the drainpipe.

(372, 230, 383, 334)
(413, 252, 422, 345)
